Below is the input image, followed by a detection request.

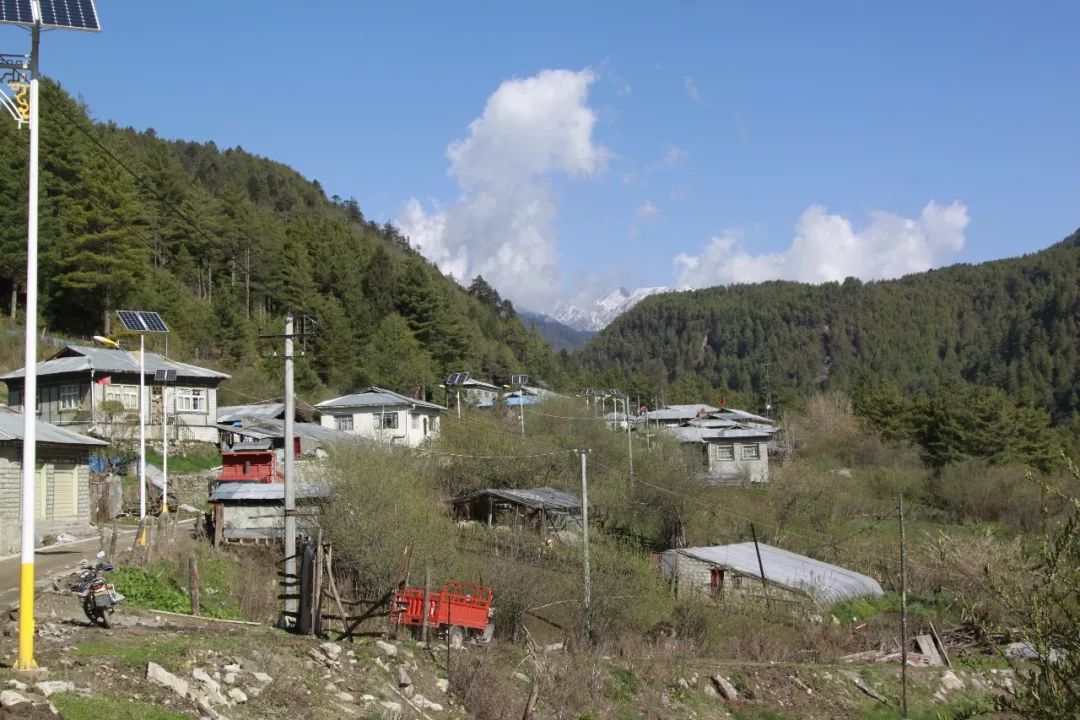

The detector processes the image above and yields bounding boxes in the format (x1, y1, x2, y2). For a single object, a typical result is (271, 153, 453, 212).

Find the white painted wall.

(319, 406, 441, 448)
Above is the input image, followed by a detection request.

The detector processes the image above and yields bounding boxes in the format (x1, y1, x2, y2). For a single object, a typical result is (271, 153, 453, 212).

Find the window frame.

(741, 443, 761, 460)
(175, 387, 206, 413)
(376, 412, 399, 430)
(714, 443, 735, 461)
(334, 414, 354, 432)
(60, 383, 81, 410)
(105, 384, 139, 411)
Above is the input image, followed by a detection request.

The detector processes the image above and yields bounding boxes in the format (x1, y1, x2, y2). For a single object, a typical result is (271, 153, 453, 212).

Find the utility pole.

(899, 494, 909, 718)
(625, 398, 633, 477)
(580, 450, 591, 638)
(282, 312, 297, 627)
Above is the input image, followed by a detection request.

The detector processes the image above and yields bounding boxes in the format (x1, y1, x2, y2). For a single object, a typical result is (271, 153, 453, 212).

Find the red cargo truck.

(392, 581, 494, 647)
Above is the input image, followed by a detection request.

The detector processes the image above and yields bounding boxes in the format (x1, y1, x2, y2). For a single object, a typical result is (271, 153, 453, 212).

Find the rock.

(711, 675, 739, 701)
(192, 667, 230, 706)
(852, 676, 886, 704)
(375, 640, 398, 657)
(223, 663, 241, 673)
(436, 678, 450, 693)
(0, 690, 29, 707)
(332, 701, 361, 717)
(361, 694, 376, 703)
(228, 687, 248, 703)
(396, 665, 413, 688)
(223, 672, 237, 685)
(146, 662, 190, 698)
(677, 677, 690, 690)
(335, 691, 355, 703)
(375, 657, 391, 673)
(35, 680, 75, 698)
(380, 700, 403, 713)
(251, 671, 273, 684)
(702, 684, 719, 699)
(321, 642, 343, 662)
(513, 672, 531, 683)
(412, 694, 443, 712)
(940, 670, 965, 692)
(6, 681, 27, 692)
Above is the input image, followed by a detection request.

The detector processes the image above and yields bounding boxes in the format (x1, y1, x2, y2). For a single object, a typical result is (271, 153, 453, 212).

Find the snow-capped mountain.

(551, 286, 676, 332)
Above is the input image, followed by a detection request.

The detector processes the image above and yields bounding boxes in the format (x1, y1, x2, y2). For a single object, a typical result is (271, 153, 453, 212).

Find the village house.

(670, 421, 776, 484)
(314, 387, 443, 447)
(456, 378, 502, 408)
(0, 409, 106, 554)
(450, 486, 583, 541)
(659, 542, 883, 607)
(0, 344, 229, 444)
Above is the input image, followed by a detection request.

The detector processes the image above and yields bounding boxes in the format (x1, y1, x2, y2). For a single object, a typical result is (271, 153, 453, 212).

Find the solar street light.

(1, 0, 101, 673)
(115, 310, 169, 534)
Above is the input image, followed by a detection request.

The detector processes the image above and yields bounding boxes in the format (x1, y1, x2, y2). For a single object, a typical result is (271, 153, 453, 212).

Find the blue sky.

(4, 1, 1078, 311)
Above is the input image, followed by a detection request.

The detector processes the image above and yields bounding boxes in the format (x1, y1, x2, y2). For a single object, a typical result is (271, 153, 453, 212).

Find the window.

(60, 384, 80, 410)
(334, 414, 354, 432)
(105, 384, 139, 410)
(715, 443, 735, 461)
(410, 413, 421, 431)
(741, 443, 761, 460)
(376, 412, 399, 430)
(176, 387, 206, 412)
(8, 388, 21, 408)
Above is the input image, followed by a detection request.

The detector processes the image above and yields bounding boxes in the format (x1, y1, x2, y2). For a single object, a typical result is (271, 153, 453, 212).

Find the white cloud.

(636, 201, 658, 220)
(674, 201, 969, 288)
(396, 69, 608, 309)
(664, 146, 687, 167)
(683, 76, 701, 103)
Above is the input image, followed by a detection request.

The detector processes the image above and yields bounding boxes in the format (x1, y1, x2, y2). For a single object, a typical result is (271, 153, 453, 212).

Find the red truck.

(392, 581, 494, 647)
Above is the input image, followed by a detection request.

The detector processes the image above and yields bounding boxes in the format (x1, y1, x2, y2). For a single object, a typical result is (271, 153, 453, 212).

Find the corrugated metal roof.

(459, 379, 501, 392)
(646, 404, 719, 421)
(0, 410, 107, 446)
(453, 486, 582, 511)
(209, 480, 330, 502)
(216, 421, 356, 444)
(316, 387, 444, 412)
(217, 403, 285, 423)
(714, 408, 773, 425)
(676, 543, 883, 604)
(670, 426, 775, 443)
(0, 345, 229, 382)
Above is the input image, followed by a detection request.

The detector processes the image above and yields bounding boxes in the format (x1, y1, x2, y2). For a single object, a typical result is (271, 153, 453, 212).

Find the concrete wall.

(0, 444, 93, 555)
(667, 552, 803, 605)
(704, 439, 770, 484)
(319, 406, 441, 448)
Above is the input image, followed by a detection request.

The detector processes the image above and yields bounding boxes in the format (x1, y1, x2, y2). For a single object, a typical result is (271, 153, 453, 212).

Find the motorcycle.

(70, 550, 124, 628)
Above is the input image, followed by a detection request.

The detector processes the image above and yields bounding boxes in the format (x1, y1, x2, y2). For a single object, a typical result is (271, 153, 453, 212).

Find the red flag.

(95, 375, 111, 386)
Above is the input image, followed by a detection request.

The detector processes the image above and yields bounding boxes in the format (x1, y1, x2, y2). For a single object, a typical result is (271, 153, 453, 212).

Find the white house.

(315, 387, 444, 447)
(0, 344, 229, 444)
(664, 407, 779, 484)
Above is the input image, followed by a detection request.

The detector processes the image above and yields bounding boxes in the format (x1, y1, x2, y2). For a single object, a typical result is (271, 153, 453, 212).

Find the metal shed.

(661, 542, 883, 606)
(450, 486, 583, 539)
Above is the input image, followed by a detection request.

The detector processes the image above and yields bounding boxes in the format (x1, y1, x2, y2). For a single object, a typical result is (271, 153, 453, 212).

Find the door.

(34, 464, 47, 519)
(709, 568, 724, 600)
(51, 464, 78, 518)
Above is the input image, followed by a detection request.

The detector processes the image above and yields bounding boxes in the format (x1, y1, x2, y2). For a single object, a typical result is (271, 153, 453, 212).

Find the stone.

(702, 684, 719, 699)
(711, 675, 738, 701)
(677, 678, 690, 690)
(375, 657, 391, 672)
(6, 680, 27, 692)
(375, 640, 398, 657)
(412, 694, 443, 712)
(251, 671, 273, 684)
(34, 680, 75, 698)
(396, 665, 413, 688)
(192, 667, 230, 706)
(380, 700, 403, 713)
(940, 670, 965, 692)
(436, 678, 450, 693)
(334, 691, 355, 703)
(0, 690, 29, 707)
(223, 663, 241, 673)
(514, 672, 531, 683)
(321, 642, 343, 661)
(223, 673, 237, 685)
(228, 687, 248, 703)
(361, 694, 376, 703)
(146, 662, 190, 698)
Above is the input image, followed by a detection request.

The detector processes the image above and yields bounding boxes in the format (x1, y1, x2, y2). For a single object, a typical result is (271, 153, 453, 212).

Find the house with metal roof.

(450, 486, 583, 541)
(208, 459, 328, 545)
(0, 344, 230, 444)
(659, 542, 883, 607)
(670, 422, 777, 484)
(215, 402, 350, 456)
(0, 409, 107, 555)
(315, 387, 444, 448)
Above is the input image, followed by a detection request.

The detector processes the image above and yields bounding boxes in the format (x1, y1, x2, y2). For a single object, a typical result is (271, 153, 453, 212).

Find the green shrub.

(111, 565, 190, 613)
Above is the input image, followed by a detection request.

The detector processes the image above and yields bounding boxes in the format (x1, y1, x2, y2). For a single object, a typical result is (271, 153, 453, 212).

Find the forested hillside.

(0, 80, 559, 401)
(579, 231, 1080, 422)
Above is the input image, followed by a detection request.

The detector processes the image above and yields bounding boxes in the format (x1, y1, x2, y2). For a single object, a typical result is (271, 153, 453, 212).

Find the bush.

(112, 565, 190, 613)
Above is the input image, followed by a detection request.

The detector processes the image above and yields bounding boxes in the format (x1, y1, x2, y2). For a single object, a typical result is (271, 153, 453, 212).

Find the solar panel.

(154, 369, 176, 383)
(37, 0, 100, 31)
(116, 309, 169, 333)
(0, 0, 34, 26)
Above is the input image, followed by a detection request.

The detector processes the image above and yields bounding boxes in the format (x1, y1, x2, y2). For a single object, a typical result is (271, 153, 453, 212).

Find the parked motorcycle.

(71, 551, 124, 628)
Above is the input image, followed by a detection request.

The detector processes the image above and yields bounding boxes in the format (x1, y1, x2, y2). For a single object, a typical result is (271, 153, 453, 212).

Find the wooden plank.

(929, 621, 952, 668)
(914, 634, 943, 666)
